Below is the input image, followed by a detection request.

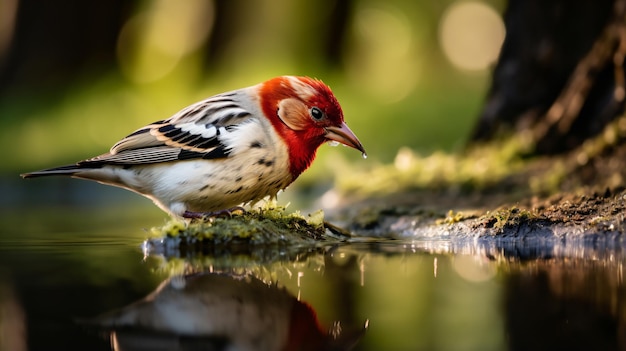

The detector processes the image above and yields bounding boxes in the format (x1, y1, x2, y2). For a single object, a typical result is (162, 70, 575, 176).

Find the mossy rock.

(143, 204, 352, 257)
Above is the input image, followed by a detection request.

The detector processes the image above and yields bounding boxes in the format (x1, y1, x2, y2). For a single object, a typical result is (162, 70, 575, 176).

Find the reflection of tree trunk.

(324, 252, 359, 327)
(0, 1, 131, 97)
(471, 0, 626, 154)
(503, 261, 626, 351)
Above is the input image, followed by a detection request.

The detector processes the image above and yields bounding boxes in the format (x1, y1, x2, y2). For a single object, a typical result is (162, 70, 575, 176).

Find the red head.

(259, 76, 366, 178)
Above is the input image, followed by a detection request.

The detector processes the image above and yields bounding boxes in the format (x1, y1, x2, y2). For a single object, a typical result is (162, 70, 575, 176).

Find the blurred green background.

(5, 3, 624, 351)
(0, 0, 506, 186)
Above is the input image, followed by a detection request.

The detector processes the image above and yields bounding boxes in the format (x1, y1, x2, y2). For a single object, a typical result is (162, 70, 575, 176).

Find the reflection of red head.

(284, 299, 325, 351)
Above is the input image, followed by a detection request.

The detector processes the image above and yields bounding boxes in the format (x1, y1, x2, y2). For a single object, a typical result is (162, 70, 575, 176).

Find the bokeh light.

(0, 0, 18, 63)
(453, 255, 497, 282)
(439, 1, 505, 72)
(347, 3, 420, 103)
(117, 0, 214, 83)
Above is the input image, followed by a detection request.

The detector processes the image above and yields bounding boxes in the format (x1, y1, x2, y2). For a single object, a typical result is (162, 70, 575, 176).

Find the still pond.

(1, 179, 625, 351)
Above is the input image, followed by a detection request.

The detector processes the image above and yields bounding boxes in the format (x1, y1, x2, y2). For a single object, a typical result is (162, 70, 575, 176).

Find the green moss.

(478, 207, 539, 233)
(147, 202, 345, 251)
(588, 216, 611, 226)
(337, 136, 531, 197)
(436, 210, 469, 225)
(577, 115, 626, 161)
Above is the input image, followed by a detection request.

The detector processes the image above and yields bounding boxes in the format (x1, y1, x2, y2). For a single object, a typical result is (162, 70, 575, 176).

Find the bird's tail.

(21, 164, 89, 178)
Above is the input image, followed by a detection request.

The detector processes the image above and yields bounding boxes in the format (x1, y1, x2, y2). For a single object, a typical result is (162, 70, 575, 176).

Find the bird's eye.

(310, 107, 325, 121)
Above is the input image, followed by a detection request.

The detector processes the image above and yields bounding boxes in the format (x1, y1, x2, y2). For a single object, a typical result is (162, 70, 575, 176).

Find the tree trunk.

(471, 0, 626, 154)
(0, 1, 132, 97)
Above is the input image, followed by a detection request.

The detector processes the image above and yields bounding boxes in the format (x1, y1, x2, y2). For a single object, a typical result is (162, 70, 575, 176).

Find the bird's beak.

(325, 122, 367, 156)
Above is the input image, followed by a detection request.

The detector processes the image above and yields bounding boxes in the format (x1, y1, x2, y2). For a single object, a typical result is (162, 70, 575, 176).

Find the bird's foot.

(183, 206, 246, 220)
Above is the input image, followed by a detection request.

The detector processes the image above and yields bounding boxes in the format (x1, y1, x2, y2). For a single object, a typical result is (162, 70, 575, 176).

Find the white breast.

(133, 117, 293, 216)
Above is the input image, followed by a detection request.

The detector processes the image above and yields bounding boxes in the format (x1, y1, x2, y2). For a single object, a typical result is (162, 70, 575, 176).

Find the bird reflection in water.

(86, 272, 367, 351)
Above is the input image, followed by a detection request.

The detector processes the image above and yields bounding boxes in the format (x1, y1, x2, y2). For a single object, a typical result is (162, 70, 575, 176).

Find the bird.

(21, 76, 366, 219)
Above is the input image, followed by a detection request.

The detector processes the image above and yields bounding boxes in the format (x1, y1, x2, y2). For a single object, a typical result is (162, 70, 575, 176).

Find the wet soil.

(332, 139, 626, 239)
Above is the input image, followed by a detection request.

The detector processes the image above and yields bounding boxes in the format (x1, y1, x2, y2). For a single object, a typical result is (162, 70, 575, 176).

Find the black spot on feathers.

(250, 141, 263, 149)
(257, 158, 274, 167)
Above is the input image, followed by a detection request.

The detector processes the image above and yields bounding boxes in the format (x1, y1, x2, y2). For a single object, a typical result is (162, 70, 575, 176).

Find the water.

(2, 180, 626, 351)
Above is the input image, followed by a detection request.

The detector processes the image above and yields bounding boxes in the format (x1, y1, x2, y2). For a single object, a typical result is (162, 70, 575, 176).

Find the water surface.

(2, 182, 625, 351)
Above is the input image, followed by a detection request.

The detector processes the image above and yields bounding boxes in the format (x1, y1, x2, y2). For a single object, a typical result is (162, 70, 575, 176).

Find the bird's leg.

(183, 206, 246, 220)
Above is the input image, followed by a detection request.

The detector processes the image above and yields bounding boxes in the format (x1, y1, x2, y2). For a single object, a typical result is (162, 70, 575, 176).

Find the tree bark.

(0, 1, 132, 97)
(471, 0, 626, 154)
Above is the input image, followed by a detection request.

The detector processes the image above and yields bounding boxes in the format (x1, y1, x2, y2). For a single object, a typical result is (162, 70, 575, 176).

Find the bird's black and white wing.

(83, 91, 256, 166)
